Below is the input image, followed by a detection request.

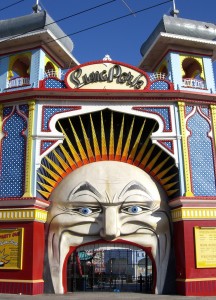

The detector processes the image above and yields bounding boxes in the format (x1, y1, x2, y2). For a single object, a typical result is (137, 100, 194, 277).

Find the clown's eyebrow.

(68, 181, 102, 201)
(118, 181, 152, 200)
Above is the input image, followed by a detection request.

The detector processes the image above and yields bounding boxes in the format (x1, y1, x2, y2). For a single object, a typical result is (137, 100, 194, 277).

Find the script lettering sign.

(65, 61, 148, 90)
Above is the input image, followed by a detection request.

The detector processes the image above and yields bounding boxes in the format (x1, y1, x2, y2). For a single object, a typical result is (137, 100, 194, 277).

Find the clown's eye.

(79, 207, 92, 215)
(72, 207, 101, 216)
(121, 205, 147, 214)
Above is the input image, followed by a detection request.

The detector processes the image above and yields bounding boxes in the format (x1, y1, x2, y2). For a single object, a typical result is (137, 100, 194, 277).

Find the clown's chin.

(48, 230, 170, 294)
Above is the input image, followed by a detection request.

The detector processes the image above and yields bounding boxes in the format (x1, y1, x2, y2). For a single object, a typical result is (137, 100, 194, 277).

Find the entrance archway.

(67, 243, 153, 293)
(39, 109, 179, 294)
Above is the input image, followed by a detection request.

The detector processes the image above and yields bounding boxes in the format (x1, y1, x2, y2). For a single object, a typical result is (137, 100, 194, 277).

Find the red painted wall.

(0, 221, 45, 294)
(173, 219, 216, 296)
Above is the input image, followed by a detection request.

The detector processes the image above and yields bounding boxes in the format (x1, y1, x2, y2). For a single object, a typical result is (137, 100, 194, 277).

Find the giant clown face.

(47, 161, 171, 294)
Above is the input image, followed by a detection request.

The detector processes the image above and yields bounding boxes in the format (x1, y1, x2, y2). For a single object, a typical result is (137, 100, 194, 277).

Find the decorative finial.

(170, 0, 179, 17)
(103, 54, 112, 61)
(32, 0, 41, 13)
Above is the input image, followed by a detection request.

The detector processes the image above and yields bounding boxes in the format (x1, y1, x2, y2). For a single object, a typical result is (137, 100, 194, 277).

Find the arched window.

(181, 56, 206, 89)
(8, 53, 31, 88)
(158, 64, 168, 77)
(150, 62, 168, 81)
(182, 58, 203, 80)
(45, 61, 58, 78)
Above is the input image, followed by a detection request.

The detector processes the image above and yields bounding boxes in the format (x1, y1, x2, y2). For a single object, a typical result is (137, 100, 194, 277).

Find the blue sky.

(1, 0, 216, 69)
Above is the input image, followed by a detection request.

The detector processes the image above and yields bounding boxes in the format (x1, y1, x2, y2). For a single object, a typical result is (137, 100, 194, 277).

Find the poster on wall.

(0, 228, 24, 270)
(194, 226, 216, 268)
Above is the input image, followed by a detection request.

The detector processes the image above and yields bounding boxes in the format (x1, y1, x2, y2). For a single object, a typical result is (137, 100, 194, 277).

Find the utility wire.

(0, 0, 25, 13)
(1, 0, 117, 43)
(45, 0, 172, 42)
(0, 0, 172, 63)
(121, 0, 136, 17)
(42, 0, 117, 26)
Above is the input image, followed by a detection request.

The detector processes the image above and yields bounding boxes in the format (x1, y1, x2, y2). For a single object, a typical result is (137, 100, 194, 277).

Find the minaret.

(0, 5, 78, 295)
(0, 4, 78, 92)
(139, 8, 216, 297)
(139, 10, 216, 93)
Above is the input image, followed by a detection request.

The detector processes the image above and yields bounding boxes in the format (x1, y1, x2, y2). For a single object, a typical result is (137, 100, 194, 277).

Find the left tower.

(0, 5, 78, 294)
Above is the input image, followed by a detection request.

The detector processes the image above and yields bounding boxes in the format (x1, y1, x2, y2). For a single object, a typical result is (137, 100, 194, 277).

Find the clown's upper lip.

(135, 227, 157, 234)
(60, 226, 156, 238)
(75, 239, 152, 252)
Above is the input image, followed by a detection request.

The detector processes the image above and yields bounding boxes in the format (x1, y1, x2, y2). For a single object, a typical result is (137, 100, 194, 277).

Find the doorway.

(67, 243, 153, 293)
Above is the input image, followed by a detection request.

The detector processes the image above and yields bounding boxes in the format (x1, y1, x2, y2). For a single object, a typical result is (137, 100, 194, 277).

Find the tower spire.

(32, 0, 41, 13)
(170, 0, 179, 17)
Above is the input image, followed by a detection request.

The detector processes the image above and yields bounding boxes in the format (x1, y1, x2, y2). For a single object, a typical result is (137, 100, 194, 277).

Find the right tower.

(139, 12, 216, 296)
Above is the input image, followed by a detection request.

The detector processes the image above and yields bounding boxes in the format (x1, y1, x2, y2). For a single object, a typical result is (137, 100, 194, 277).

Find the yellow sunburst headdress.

(37, 109, 179, 199)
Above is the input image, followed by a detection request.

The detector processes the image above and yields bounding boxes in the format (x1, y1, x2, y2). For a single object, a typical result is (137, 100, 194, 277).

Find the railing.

(8, 77, 30, 88)
(149, 72, 167, 82)
(182, 78, 206, 89)
(44, 69, 59, 78)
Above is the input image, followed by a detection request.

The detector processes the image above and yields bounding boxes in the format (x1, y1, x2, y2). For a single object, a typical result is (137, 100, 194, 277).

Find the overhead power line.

(1, 0, 117, 44)
(45, 0, 172, 41)
(0, 0, 172, 63)
(1, 0, 171, 47)
(44, 0, 117, 26)
(120, 0, 136, 17)
(0, 0, 25, 13)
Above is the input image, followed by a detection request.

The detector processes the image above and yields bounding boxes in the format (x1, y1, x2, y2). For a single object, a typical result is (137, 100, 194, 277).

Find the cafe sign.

(65, 61, 148, 90)
(0, 228, 24, 270)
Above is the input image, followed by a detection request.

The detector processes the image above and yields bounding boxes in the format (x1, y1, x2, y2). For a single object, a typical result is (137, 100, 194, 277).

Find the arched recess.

(180, 55, 206, 89)
(0, 106, 27, 197)
(37, 109, 178, 295)
(156, 60, 168, 77)
(39, 104, 177, 165)
(180, 55, 205, 80)
(187, 106, 216, 196)
(44, 56, 59, 78)
(8, 52, 31, 80)
(37, 109, 179, 200)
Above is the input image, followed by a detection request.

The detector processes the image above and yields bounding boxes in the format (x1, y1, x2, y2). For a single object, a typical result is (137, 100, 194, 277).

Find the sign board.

(0, 228, 24, 269)
(65, 61, 148, 90)
(194, 227, 216, 268)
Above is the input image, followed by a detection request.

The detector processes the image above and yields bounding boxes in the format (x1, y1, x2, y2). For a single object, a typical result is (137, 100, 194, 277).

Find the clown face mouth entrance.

(67, 243, 153, 293)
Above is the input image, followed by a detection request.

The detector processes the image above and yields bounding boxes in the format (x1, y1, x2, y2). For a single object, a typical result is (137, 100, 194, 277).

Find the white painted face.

(47, 161, 171, 294)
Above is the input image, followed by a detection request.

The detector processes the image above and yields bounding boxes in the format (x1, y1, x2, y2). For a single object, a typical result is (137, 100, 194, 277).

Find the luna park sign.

(65, 61, 148, 90)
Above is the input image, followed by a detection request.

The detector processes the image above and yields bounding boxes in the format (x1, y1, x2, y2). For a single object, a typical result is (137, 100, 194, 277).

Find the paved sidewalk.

(0, 293, 215, 300)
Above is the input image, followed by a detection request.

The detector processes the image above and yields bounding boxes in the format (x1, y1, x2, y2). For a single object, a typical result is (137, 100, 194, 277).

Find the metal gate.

(67, 244, 153, 293)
